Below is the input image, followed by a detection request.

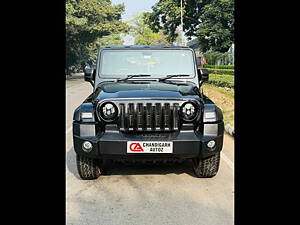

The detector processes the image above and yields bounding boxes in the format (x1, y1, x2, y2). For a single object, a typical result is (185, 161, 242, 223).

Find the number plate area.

(127, 141, 173, 153)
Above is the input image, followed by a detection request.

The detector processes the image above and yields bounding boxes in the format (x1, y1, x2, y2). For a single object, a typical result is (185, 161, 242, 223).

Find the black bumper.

(73, 123, 224, 160)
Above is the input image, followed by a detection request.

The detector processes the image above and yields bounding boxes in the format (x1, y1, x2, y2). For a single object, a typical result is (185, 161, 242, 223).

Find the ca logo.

(129, 143, 144, 152)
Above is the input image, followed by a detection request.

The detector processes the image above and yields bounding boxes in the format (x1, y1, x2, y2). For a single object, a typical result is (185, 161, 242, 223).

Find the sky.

(111, 0, 159, 22)
(111, 0, 159, 45)
(110, 0, 189, 45)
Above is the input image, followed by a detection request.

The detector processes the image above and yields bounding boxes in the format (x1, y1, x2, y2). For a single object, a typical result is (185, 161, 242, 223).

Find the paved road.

(66, 78, 234, 225)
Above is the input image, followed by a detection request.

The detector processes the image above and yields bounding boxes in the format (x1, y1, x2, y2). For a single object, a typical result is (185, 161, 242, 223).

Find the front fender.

(203, 104, 223, 123)
(73, 102, 96, 122)
(200, 99, 224, 137)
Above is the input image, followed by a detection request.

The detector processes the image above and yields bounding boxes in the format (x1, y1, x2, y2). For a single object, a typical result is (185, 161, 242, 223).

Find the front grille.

(118, 101, 180, 132)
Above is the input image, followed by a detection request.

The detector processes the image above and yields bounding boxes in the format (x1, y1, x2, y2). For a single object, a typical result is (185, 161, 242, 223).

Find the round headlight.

(98, 102, 118, 122)
(180, 102, 199, 122)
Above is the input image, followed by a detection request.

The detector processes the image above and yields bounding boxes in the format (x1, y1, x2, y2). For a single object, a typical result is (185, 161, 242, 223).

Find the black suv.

(73, 45, 224, 180)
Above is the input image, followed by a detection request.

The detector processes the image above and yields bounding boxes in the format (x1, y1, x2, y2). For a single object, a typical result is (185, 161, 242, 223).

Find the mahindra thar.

(72, 45, 224, 180)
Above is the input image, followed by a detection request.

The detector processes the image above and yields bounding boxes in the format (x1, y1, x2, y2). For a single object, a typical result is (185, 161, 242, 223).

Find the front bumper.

(73, 122, 224, 160)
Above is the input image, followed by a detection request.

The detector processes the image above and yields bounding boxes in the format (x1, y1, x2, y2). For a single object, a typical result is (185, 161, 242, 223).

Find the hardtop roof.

(100, 45, 192, 51)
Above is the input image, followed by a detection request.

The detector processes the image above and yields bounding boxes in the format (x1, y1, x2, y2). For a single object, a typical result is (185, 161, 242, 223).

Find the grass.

(206, 68, 234, 75)
(207, 73, 234, 88)
(202, 83, 234, 127)
(204, 65, 234, 69)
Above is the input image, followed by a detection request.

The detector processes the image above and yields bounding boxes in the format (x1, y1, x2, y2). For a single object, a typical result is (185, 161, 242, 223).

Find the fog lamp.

(207, 140, 216, 148)
(82, 141, 93, 152)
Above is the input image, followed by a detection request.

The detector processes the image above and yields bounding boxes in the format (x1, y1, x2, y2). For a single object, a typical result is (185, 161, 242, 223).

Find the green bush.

(204, 65, 234, 69)
(206, 68, 234, 75)
(207, 74, 234, 88)
(204, 52, 234, 65)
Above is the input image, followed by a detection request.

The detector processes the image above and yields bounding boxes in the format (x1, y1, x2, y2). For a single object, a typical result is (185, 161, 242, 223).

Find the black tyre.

(76, 154, 102, 180)
(192, 152, 220, 178)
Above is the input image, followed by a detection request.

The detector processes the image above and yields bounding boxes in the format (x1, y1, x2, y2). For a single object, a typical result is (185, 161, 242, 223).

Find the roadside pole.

(180, 0, 185, 46)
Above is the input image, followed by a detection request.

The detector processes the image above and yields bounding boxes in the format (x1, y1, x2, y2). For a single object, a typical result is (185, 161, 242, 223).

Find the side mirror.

(200, 69, 209, 81)
(84, 65, 94, 86)
(198, 68, 209, 86)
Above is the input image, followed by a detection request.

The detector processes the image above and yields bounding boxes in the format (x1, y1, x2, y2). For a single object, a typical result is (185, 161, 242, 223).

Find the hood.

(85, 81, 201, 103)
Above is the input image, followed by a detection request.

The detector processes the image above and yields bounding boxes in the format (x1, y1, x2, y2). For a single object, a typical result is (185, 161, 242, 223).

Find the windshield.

(99, 49, 196, 78)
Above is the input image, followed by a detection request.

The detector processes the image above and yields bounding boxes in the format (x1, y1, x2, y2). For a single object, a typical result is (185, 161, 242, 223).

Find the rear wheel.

(76, 154, 102, 180)
(193, 152, 220, 178)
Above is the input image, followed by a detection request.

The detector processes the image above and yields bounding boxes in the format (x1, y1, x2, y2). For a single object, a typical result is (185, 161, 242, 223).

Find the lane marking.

(221, 151, 234, 170)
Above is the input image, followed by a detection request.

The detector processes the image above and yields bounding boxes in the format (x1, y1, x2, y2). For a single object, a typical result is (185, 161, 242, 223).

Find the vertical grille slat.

(155, 103, 161, 131)
(118, 101, 181, 132)
(124, 103, 129, 131)
(146, 103, 152, 131)
(137, 103, 143, 131)
(128, 103, 134, 131)
(173, 103, 179, 131)
(163, 103, 170, 131)
(119, 103, 125, 131)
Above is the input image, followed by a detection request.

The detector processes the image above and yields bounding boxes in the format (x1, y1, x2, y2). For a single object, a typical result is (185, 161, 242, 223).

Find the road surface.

(66, 77, 234, 225)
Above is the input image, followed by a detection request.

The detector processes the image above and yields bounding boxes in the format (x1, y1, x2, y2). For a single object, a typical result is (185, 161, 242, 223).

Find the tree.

(86, 33, 125, 63)
(129, 12, 172, 46)
(146, 0, 234, 52)
(66, 0, 129, 73)
(196, 0, 234, 52)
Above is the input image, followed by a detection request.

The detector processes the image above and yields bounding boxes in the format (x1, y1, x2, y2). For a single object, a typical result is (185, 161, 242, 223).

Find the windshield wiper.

(117, 74, 151, 82)
(158, 74, 190, 81)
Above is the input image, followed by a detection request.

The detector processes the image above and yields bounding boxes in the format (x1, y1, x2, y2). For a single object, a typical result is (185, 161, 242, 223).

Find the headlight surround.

(98, 102, 118, 122)
(180, 101, 199, 122)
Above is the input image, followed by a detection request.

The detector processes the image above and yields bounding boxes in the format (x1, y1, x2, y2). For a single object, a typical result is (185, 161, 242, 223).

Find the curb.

(225, 124, 234, 137)
(66, 74, 84, 80)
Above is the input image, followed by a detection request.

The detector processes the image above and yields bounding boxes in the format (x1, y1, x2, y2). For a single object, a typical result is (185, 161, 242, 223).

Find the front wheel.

(192, 152, 220, 178)
(76, 155, 102, 180)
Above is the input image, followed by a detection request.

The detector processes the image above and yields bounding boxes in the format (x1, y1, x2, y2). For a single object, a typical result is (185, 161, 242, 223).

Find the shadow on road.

(67, 146, 197, 179)
(102, 159, 197, 178)
(67, 147, 81, 180)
